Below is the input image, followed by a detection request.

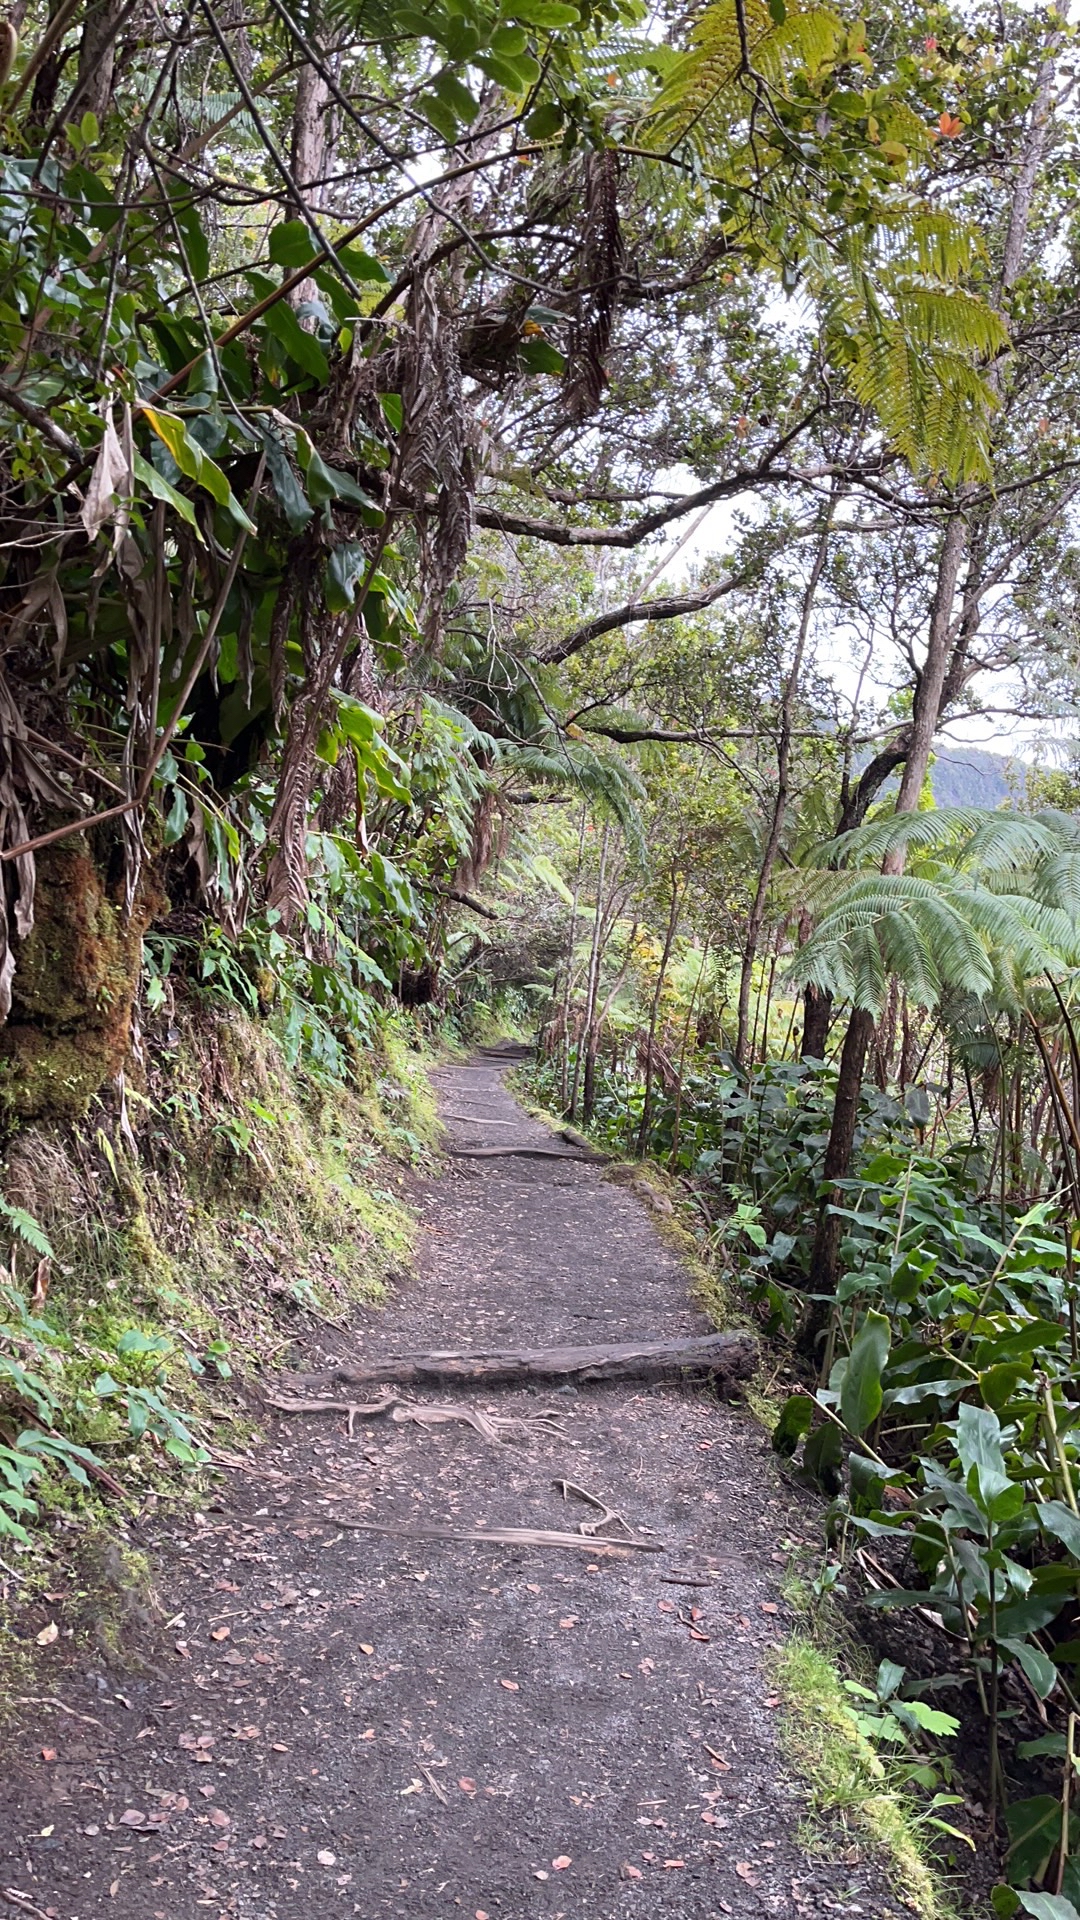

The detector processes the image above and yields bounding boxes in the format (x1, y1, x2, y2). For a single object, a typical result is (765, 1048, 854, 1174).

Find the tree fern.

(790, 810, 1080, 1018)
(645, 0, 841, 150)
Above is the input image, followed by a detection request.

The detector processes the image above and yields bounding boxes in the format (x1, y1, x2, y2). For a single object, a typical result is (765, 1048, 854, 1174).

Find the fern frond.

(646, 0, 841, 148)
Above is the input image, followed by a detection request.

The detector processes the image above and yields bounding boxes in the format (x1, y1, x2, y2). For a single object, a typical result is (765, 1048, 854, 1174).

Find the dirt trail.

(0, 1057, 904, 1919)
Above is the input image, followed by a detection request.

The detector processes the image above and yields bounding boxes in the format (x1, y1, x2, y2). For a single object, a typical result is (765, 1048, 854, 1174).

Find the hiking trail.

(0, 1055, 904, 1919)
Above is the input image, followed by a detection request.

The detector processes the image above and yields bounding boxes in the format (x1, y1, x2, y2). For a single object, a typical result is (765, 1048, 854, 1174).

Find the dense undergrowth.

(528, 1036, 1080, 1918)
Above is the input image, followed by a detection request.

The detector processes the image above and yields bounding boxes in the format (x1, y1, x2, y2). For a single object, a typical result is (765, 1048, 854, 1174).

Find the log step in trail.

(288, 1329, 757, 1395)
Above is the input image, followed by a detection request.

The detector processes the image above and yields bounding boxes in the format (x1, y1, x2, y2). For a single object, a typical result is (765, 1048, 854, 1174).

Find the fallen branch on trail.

(263, 1390, 564, 1443)
(310, 1515, 665, 1554)
(285, 1329, 756, 1396)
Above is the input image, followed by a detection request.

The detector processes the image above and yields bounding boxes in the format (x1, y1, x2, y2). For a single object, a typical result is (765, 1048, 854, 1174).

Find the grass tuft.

(769, 1633, 961, 1920)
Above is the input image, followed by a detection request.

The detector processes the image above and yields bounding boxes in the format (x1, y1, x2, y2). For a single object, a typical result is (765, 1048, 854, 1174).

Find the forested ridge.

(0, 0, 1079, 1907)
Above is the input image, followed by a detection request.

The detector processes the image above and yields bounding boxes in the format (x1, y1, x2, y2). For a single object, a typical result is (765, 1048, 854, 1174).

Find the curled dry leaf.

(552, 1855, 571, 1869)
(317, 1849, 336, 1866)
(499, 1679, 519, 1691)
(35, 1621, 58, 1646)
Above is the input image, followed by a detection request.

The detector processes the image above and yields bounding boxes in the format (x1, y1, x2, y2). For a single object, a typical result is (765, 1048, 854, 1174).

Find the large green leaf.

(247, 272, 330, 383)
(1017, 1896, 1080, 1920)
(839, 1310, 890, 1437)
(1036, 1500, 1080, 1560)
(141, 408, 256, 532)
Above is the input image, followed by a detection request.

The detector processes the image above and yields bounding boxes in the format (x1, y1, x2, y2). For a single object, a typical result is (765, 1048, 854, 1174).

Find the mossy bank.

(0, 995, 441, 1665)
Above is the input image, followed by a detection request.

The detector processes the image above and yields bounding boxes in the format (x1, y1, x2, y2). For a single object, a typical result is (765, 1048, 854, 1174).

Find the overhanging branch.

(543, 562, 759, 664)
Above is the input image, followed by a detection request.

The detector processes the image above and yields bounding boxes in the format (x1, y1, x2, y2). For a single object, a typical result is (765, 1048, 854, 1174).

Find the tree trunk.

(558, 806, 587, 1111)
(808, 1005, 875, 1316)
(801, 986, 831, 1062)
(569, 822, 608, 1119)
(636, 873, 681, 1156)
(288, 57, 334, 315)
(737, 515, 830, 1065)
(73, 0, 126, 123)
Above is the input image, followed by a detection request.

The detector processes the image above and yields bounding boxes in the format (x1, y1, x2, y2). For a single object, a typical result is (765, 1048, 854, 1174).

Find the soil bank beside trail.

(0, 1057, 906, 1919)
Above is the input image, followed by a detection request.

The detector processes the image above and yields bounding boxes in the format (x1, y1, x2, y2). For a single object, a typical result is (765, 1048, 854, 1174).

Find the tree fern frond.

(645, 0, 840, 148)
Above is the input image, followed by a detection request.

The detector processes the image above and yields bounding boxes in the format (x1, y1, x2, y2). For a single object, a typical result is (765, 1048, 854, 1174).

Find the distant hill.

(868, 746, 1027, 810)
(929, 747, 1028, 809)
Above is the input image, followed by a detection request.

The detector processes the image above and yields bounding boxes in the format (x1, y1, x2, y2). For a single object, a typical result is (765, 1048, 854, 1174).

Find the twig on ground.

(4, 1889, 55, 1920)
(555, 1476, 640, 1539)
(13, 1695, 105, 1728)
(305, 1514, 665, 1553)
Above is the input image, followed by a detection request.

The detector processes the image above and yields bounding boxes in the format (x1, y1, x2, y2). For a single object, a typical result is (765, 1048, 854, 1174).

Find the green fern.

(791, 810, 1080, 1017)
(0, 1194, 54, 1261)
(646, 0, 840, 149)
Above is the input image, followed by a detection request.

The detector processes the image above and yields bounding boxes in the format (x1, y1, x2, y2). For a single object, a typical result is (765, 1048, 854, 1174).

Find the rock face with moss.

(0, 833, 162, 1129)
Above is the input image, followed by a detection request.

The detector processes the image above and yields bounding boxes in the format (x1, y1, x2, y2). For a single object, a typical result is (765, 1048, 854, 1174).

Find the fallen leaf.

(35, 1622, 59, 1646)
(558, 1618, 577, 1629)
(620, 1863, 643, 1881)
(735, 1861, 760, 1886)
(41, 1748, 57, 1762)
(552, 1855, 572, 1869)
(534, 1870, 549, 1880)
(118, 1810, 147, 1827)
(208, 1809, 230, 1829)
(271, 1742, 289, 1752)
(657, 1601, 675, 1614)
(458, 1778, 477, 1794)
(359, 1643, 374, 1656)
(763, 1694, 781, 1708)
(689, 1628, 710, 1643)
(663, 1858, 685, 1868)
(210, 1626, 231, 1642)
(317, 1849, 336, 1866)
(760, 1602, 779, 1615)
(500, 1679, 520, 1692)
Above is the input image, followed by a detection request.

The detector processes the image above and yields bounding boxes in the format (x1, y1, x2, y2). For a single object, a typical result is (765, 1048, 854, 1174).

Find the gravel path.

(0, 1056, 906, 1919)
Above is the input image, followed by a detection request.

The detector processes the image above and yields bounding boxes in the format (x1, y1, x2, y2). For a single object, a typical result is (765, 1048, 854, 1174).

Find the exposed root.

(263, 1390, 566, 1444)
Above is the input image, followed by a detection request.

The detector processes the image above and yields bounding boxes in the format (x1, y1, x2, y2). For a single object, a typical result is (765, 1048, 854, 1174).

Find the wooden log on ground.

(285, 1330, 757, 1396)
(447, 1144, 595, 1161)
